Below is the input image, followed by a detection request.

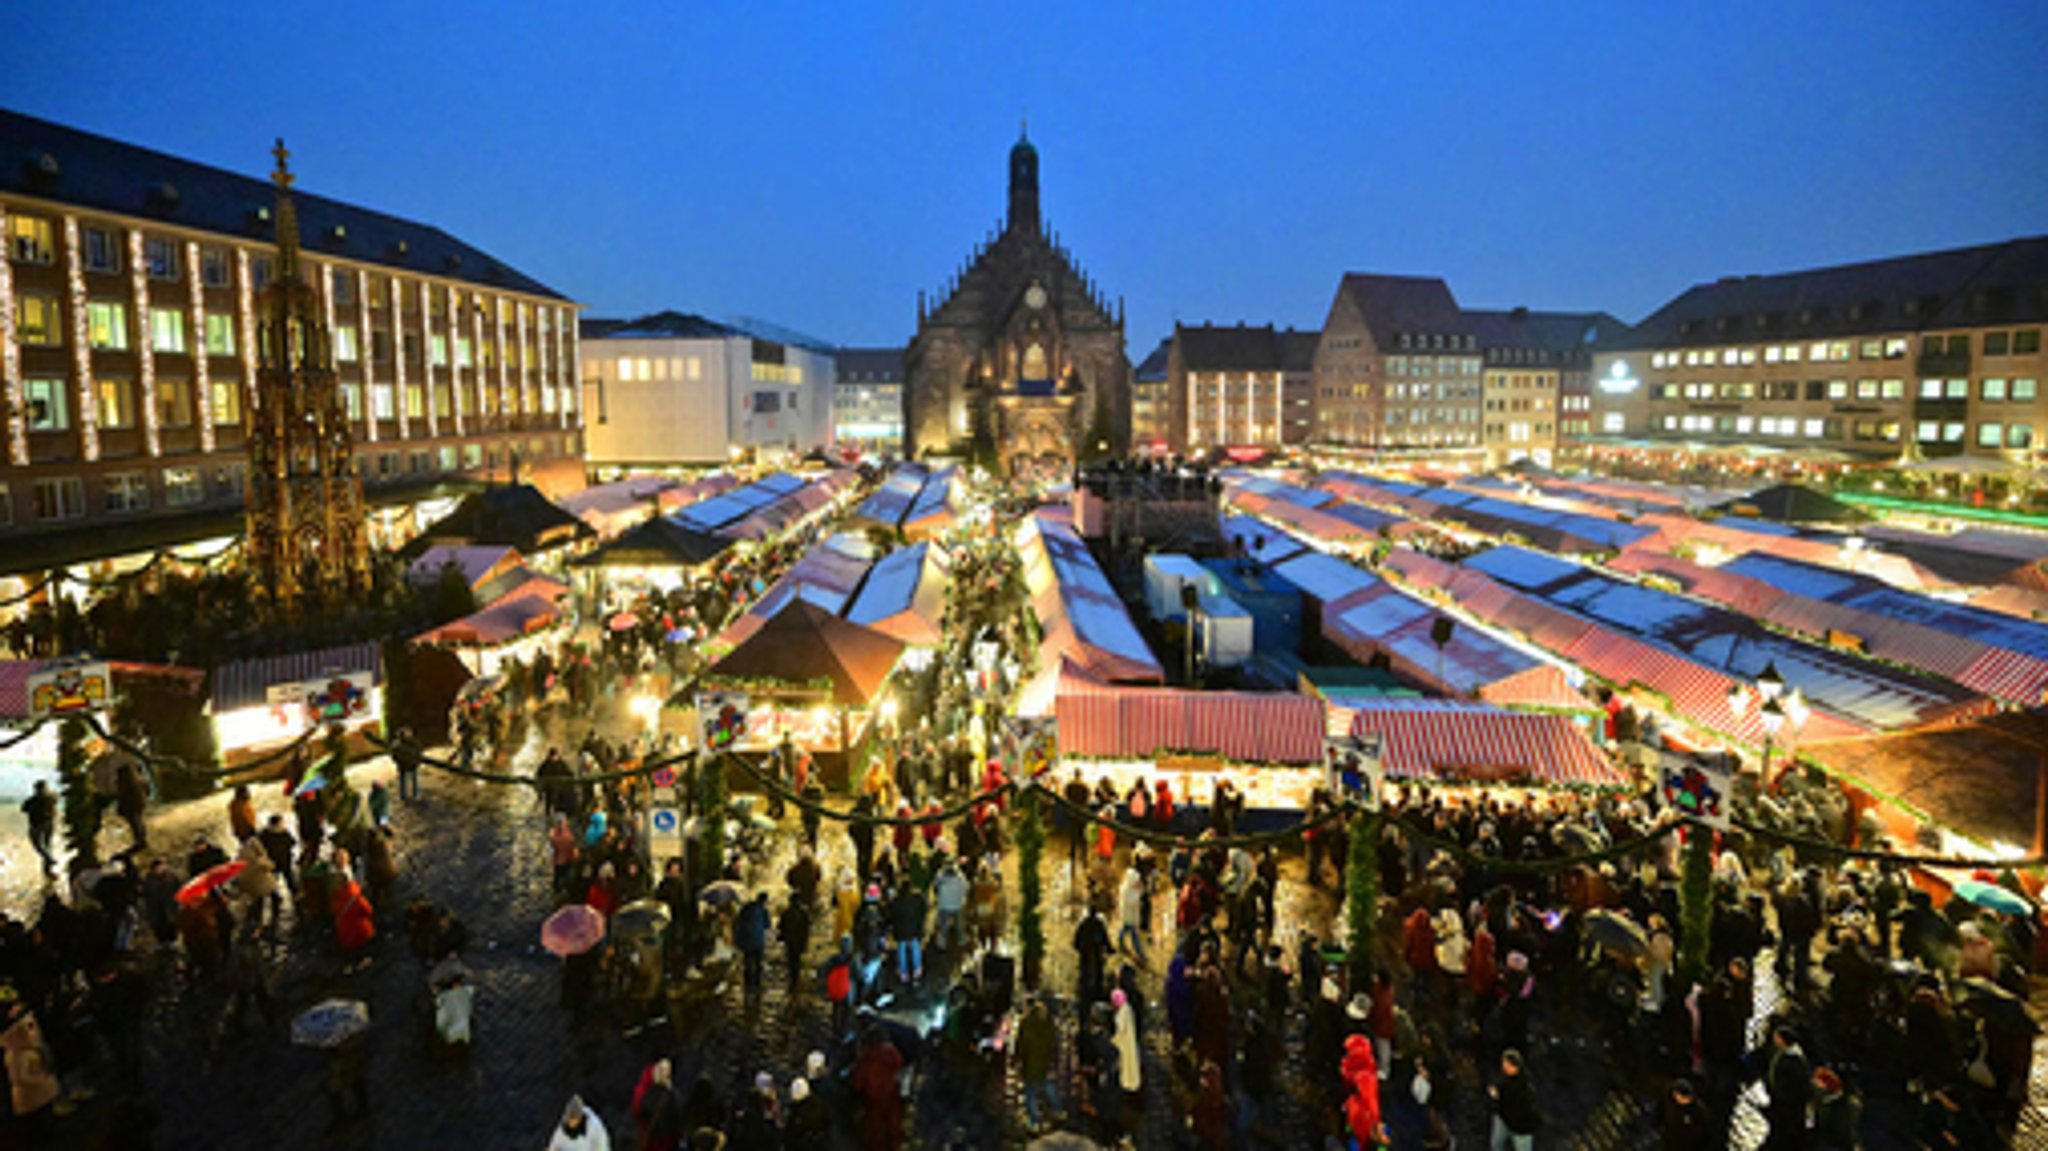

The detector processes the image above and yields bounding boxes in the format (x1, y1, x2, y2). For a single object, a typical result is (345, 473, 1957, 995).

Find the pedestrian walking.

(631, 1059, 683, 1151)
(1117, 866, 1149, 965)
(735, 891, 770, 994)
(227, 783, 258, 844)
(851, 1023, 905, 1151)
(778, 895, 812, 993)
(20, 780, 56, 875)
(547, 1093, 610, 1151)
(392, 727, 422, 802)
(1489, 1048, 1542, 1151)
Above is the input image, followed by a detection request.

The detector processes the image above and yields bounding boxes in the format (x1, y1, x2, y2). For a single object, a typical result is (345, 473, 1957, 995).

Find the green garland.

(1677, 826, 1714, 983)
(58, 716, 100, 871)
(1016, 786, 1047, 988)
(699, 752, 727, 880)
(1346, 809, 1379, 972)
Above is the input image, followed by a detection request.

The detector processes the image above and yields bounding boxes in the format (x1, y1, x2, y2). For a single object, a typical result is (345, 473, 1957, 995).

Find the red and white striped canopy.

(1335, 699, 1623, 787)
(1054, 678, 1325, 764)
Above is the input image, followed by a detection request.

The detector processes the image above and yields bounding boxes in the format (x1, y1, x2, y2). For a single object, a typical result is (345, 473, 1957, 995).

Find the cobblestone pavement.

(6, 721, 2048, 1149)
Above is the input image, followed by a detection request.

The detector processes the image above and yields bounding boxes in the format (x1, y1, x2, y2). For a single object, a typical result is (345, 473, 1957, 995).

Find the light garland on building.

(445, 283, 463, 437)
(391, 270, 408, 440)
(0, 204, 24, 465)
(419, 278, 438, 439)
(235, 247, 257, 417)
(128, 229, 160, 458)
(469, 290, 485, 432)
(64, 216, 100, 461)
(494, 298, 510, 425)
(357, 269, 375, 442)
(564, 313, 579, 429)
(186, 240, 213, 455)
(516, 301, 530, 419)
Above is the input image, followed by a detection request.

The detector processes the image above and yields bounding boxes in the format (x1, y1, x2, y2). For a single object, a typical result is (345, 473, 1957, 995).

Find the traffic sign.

(648, 805, 682, 857)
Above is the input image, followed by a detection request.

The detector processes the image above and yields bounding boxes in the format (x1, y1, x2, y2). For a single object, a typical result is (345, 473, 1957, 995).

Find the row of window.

(1483, 422, 1553, 442)
(1647, 331, 2041, 370)
(1649, 377, 2041, 404)
(1649, 410, 2038, 450)
(17, 371, 569, 436)
(1384, 356, 1481, 379)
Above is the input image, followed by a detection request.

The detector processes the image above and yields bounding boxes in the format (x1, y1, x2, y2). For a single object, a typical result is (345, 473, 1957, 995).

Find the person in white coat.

(1111, 987, 1142, 1116)
(548, 1093, 610, 1151)
(1116, 867, 1149, 965)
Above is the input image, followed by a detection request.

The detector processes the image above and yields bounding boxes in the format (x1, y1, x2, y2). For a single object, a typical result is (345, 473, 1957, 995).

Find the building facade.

(580, 312, 834, 469)
(1162, 323, 1316, 454)
(832, 346, 903, 454)
(903, 129, 1130, 471)
(0, 110, 581, 569)
(1311, 273, 1483, 459)
(1131, 338, 1170, 452)
(1589, 237, 2048, 463)
(1464, 308, 1625, 468)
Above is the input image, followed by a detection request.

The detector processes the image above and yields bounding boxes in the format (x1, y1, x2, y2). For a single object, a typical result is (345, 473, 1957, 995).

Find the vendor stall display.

(209, 643, 382, 764)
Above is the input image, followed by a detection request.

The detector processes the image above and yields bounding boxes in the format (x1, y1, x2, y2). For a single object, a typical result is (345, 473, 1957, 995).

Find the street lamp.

(1756, 661, 1785, 702)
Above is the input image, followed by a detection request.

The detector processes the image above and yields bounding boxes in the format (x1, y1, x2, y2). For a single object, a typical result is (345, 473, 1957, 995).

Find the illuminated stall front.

(703, 598, 905, 788)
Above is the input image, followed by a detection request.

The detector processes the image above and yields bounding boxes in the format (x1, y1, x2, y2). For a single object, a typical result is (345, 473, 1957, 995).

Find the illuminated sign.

(28, 661, 112, 716)
(1597, 360, 1640, 395)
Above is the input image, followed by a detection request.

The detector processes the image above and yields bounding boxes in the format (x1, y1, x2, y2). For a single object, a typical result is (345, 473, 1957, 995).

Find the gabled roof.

(410, 484, 591, 553)
(1176, 324, 1318, 374)
(574, 515, 733, 568)
(1610, 235, 2048, 349)
(1332, 273, 1468, 347)
(707, 599, 905, 706)
(0, 109, 565, 300)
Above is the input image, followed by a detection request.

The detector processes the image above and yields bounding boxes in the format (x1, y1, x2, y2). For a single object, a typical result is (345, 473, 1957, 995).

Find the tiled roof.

(1462, 309, 1628, 355)
(1610, 235, 2048, 349)
(581, 312, 744, 341)
(0, 108, 566, 300)
(1333, 273, 1468, 347)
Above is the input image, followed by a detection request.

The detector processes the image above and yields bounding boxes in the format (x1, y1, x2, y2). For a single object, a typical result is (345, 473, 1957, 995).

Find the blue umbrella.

(1954, 879, 2032, 917)
(291, 998, 369, 1048)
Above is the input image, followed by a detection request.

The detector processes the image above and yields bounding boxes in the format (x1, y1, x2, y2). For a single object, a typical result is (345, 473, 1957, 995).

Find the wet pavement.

(6, 711, 2047, 1149)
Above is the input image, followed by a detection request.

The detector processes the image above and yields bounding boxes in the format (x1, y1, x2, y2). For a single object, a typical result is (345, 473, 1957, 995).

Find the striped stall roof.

(211, 643, 383, 713)
(1053, 683, 1325, 763)
(1332, 700, 1621, 787)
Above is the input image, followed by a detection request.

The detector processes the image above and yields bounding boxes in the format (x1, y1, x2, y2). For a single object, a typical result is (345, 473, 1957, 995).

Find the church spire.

(1007, 123, 1039, 237)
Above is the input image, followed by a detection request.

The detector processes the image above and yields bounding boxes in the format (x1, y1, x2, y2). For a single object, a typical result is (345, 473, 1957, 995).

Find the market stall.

(703, 598, 906, 787)
(410, 572, 574, 677)
(844, 541, 951, 648)
(1328, 698, 1622, 788)
(209, 643, 382, 767)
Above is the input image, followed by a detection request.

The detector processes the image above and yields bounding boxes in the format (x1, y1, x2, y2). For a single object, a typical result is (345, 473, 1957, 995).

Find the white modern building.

(580, 311, 834, 468)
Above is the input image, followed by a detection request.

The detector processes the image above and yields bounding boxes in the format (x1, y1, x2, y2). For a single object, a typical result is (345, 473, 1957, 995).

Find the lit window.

(1978, 423, 2004, 448)
(1916, 421, 1938, 443)
(335, 326, 360, 362)
(95, 377, 133, 428)
(8, 215, 54, 263)
(1919, 379, 1942, 399)
(1827, 380, 1848, 399)
(150, 307, 187, 353)
(24, 378, 68, 431)
(1735, 416, 1754, 434)
(1881, 379, 1903, 399)
(430, 335, 447, 367)
(1884, 338, 1908, 359)
(14, 292, 59, 345)
(1983, 378, 2008, 402)
(1782, 345, 1801, 363)
(1803, 418, 1824, 438)
(1946, 379, 1969, 400)
(87, 302, 128, 350)
(438, 446, 457, 471)
(2011, 424, 2034, 449)
(371, 384, 394, 420)
(164, 467, 204, 507)
(1856, 380, 1878, 400)
(1601, 413, 1624, 433)
(1944, 422, 1965, 443)
(405, 384, 424, 418)
(2015, 379, 2038, 402)
(156, 378, 192, 427)
(204, 313, 236, 356)
(210, 379, 242, 426)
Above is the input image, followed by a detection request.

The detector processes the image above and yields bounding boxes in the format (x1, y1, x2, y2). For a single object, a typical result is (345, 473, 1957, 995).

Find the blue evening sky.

(4, 1, 2044, 352)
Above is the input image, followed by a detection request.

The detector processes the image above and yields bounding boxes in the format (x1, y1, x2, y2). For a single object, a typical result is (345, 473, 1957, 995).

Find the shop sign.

(1657, 753, 1732, 830)
(1325, 732, 1384, 810)
(648, 805, 683, 857)
(28, 660, 112, 716)
(697, 691, 750, 753)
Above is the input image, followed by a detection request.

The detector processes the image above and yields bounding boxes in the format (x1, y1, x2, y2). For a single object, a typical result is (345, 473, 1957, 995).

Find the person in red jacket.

(850, 1023, 904, 1150)
(1403, 905, 1438, 978)
(1152, 778, 1176, 831)
(330, 856, 376, 972)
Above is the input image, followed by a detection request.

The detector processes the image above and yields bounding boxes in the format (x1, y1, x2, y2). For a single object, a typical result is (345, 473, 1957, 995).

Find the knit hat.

(789, 1077, 810, 1103)
(806, 1050, 827, 1078)
(1321, 976, 1341, 1003)
(562, 1094, 587, 1124)
(1505, 950, 1529, 972)
(755, 1070, 775, 1094)
(1346, 993, 1370, 1021)
(865, 884, 881, 900)
(1111, 988, 1127, 1008)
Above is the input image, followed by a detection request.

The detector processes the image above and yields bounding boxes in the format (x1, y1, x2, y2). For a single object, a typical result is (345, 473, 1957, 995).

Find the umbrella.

(612, 899, 672, 938)
(1581, 909, 1650, 958)
(1953, 879, 2031, 917)
(175, 860, 246, 908)
(698, 880, 745, 908)
(291, 999, 370, 1048)
(608, 611, 639, 632)
(540, 904, 607, 957)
